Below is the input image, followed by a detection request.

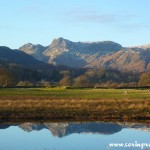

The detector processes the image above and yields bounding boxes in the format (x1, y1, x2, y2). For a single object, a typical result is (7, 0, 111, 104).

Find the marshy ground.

(0, 87, 150, 123)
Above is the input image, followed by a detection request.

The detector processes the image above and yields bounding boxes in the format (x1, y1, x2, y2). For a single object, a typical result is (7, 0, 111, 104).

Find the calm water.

(0, 122, 150, 150)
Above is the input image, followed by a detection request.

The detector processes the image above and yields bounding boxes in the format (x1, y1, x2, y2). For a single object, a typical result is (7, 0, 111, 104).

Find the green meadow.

(0, 88, 150, 122)
(0, 87, 150, 99)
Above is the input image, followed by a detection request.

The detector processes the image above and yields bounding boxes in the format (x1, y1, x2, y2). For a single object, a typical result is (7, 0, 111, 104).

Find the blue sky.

(0, 0, 150, 48)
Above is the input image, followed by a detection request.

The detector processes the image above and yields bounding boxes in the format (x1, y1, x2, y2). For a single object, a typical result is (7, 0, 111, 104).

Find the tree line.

(0, 65, 149, 88)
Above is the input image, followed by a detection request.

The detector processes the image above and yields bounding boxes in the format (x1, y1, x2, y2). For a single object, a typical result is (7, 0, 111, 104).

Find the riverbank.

(0, 88, 150, 123)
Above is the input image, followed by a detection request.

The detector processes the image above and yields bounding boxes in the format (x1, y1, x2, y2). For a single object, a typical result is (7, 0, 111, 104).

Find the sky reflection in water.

(0, 122, 150, 150)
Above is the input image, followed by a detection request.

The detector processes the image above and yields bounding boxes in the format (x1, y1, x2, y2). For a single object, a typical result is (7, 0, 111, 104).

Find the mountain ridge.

(19, 38, 123, 68)
(18, 38, 150, 73)
(0, 46, 54, 71)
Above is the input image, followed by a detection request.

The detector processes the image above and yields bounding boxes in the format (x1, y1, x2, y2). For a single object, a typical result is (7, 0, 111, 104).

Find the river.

(0, 121, 150, 150)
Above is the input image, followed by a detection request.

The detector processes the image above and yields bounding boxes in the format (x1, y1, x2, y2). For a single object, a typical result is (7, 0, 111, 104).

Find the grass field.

(0, 87, 150, 122)
(0, 87, 150, 99)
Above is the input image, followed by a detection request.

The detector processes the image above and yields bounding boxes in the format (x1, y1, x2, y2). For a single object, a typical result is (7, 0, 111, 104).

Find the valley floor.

(0, 88, 150, 123)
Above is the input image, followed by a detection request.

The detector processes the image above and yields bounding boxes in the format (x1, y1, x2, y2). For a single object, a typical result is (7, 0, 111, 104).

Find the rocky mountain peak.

(19, 43, 46, 53)
(18, 38, 150, 73)
(50, 37, 71, 49)
(19, 43, 49, 62)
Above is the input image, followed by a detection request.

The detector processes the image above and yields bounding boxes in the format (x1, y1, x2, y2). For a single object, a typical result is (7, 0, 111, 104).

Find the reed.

(0, 88, 150, 122)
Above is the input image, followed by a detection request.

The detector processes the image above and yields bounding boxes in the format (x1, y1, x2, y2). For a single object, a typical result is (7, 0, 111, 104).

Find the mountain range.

(19, 37, 150, 73)
(0, 46, 54, 71)
(0, 46, 59, 84)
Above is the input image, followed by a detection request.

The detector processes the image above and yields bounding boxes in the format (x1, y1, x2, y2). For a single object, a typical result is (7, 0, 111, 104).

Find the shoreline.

(0, 88, 150, 123)
(0, 97, 150, 124)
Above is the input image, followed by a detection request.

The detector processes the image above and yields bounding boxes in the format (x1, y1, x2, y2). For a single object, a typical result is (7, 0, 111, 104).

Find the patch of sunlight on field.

(0, 88, 150, 99)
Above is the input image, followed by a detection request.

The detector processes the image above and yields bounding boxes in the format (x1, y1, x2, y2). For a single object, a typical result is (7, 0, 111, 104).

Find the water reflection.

(19, 122, 123, 137)
(1, 122, 150, 137)
(0, 122, 150, 150)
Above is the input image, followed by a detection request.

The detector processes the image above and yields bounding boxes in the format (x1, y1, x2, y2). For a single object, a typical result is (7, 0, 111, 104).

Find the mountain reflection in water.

(0, 122, 150, 150)
(0, 122, 150, 137)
